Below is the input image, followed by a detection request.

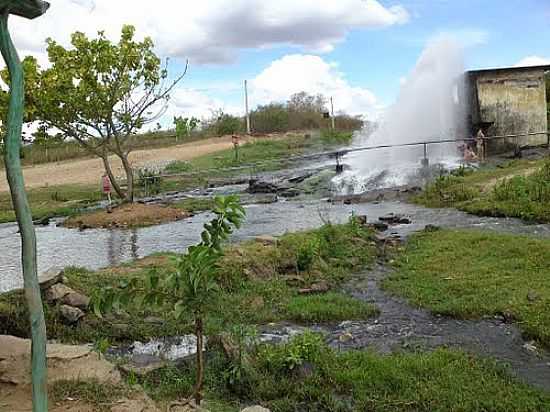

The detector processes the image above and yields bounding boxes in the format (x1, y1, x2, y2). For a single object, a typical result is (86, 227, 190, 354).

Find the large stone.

(248, 179, 279, 194)
(44, 283, 73, 302)
(38, 267, 64, 290)
(59, 304, 85, 324)
(241, 407, 271, 412)
(62, 290, 90, 310)
(119, 354, 167, 377)
(0, 335, 120, 386)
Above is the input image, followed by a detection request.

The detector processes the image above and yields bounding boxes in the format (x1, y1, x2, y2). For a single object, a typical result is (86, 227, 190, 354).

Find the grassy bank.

(165, 132, 321, 176)
(415, 157, 550, 222)
(0, 221, 377, 344)
(384, 228, 550, 345)
(139, 334, 550, 411)
(0, 184, 103, 224)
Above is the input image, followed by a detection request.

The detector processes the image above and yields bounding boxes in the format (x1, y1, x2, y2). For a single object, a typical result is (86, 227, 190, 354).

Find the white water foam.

(335, 36, 468, 193)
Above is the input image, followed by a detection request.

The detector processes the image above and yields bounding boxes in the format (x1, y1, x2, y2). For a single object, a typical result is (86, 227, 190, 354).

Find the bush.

(250, 103, 289, 133)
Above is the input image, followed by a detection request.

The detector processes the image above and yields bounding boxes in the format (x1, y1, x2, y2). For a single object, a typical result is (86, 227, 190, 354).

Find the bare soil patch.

(63, 203, 190, 229)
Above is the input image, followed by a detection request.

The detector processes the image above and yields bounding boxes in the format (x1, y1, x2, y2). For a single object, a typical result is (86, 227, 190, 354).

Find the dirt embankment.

(63, 203, 190, 229)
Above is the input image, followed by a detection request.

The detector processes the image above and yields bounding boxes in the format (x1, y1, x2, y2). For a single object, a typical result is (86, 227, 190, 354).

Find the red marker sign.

(102, 174, 111, 194)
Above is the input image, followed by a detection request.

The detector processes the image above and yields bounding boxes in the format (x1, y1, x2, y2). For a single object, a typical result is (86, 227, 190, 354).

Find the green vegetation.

(320, 129, 354, 145)
(0, 184, 102, 224)
(384, 228, 550, 345)
(166, 133, 318, 175)
(139, 333, 550, 411)
(416, 158, 550, 222)
(0, 220, 377, 344)
(51, 380, 127, 411)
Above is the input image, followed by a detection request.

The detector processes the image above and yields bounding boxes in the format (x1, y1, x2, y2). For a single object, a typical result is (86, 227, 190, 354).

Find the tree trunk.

(101, 154, 125, 200)
(0, 13, 48, 412)
(119, 153, 134, 203)
(194, 315, 204, 405)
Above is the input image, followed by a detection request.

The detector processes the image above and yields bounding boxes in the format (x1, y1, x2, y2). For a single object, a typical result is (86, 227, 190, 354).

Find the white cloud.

(514, 56, 550, 67)
(10, 0, 409, 65)
(250, 54, 379, 117)
(167, 88, 242, 121)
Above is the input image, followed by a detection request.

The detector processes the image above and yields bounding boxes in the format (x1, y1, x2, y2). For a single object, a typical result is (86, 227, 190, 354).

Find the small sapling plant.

(93, 195, 245, 405)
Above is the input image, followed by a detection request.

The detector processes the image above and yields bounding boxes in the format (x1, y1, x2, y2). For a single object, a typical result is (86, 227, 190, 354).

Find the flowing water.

(1, 199, 549, 293)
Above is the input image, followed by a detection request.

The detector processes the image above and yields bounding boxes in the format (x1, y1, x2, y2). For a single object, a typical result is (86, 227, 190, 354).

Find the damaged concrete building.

(466, 65, 550, 153)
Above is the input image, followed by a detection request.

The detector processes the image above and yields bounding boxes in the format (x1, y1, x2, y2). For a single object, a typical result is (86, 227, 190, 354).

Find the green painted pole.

(0, 11, 48, 412)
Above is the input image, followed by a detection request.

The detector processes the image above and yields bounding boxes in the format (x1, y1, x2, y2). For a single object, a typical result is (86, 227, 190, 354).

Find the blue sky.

(12, 0, 550, 122)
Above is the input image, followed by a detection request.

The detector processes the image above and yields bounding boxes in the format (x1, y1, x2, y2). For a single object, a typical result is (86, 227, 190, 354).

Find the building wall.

(468, 67, 548, 153)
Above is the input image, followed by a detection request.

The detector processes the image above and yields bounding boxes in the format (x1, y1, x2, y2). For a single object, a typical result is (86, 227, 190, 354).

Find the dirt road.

(0, 135, 241, 192)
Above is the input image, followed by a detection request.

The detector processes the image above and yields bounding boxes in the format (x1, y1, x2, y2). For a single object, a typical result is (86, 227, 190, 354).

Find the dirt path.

(0, 135, 246, 193)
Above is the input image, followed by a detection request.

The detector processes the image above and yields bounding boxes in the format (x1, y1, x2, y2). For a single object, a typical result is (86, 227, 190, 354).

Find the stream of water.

(1, 199, 549, 293)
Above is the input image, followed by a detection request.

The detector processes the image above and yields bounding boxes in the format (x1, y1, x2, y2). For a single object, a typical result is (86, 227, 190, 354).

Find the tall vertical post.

(244, 80, 251, 135)
(330, 96, 335, 130)
(0, 10, 48, 412)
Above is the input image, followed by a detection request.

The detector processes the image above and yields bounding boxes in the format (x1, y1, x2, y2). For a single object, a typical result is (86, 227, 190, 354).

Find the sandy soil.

(0, 135, 246, 193)
(63, 203, 190, 229)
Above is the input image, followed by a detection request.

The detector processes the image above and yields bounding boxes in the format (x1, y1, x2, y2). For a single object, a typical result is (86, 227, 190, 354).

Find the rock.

(44, 283, 74, 302)
(371, 222, 388, 232)
(59, 304, 85, 324)
(279, 188, 301, 198)
(355, 215, 368, 225)
(248, 179, 279, 194)
(255, 235, 279, 246)
(119, 354, 166, 377)
(38, 267, 64, 290)
(378, 213, 411, 225)
(0, 335, 120, 386)
(62, 290, 90, 310)
(144, 316, 165, 325)
(241, 407, 271, 412)
(298, 281, 330, 295)
(295, 361, 315, 379)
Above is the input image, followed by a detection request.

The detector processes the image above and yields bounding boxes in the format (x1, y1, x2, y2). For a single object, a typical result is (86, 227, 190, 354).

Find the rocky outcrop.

(0, 335, 120, 386)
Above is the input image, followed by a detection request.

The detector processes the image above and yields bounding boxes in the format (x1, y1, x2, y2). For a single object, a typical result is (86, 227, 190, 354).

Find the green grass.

(0, 221, 377, 344)
(384, 228, 550, 345)
(139, 333, 550, 411)
(166, 134, 318, 175)
(320, 129, 354, 145)
(172, 197, 216, 213)
(286, 292, 377, 323)
(0, 184, 103, 224)
(415, 157, 550, 222)
(51, 380, 127, 411)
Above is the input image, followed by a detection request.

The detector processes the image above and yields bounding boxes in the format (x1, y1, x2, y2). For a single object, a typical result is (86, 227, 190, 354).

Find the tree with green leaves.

(174, 116, 200, 141)
(93, 195, 245, 405)
(0, 1, 50, 411)
(2, 25, 187, 202)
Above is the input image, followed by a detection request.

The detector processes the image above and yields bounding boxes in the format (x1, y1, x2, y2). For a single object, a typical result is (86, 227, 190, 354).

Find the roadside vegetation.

(0, 219, 377, 344)
(415, 157, 550, 222)
(384, 228, 550, 345)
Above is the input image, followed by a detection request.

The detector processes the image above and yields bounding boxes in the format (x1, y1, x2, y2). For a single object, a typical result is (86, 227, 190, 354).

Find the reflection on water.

(1, 200, 549, 292)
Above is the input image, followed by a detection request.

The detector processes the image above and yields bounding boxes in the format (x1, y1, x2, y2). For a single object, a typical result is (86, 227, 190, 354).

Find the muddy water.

(1, 200, 549, 292)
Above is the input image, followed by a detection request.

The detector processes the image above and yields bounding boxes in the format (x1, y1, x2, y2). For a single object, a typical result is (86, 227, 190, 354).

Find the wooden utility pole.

(244, 80, 251, 134)
(0, 2, 50, 411)
(330, 96, 335, 130)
